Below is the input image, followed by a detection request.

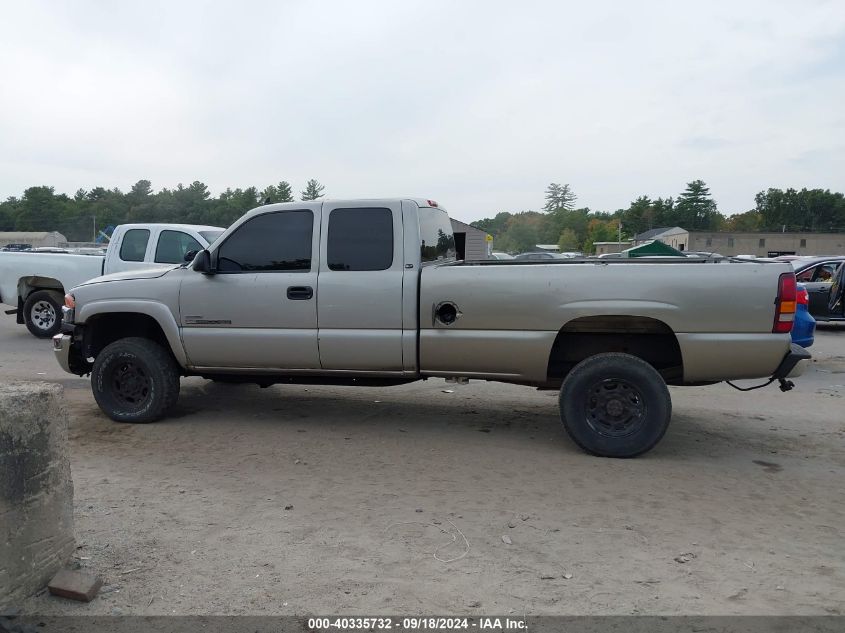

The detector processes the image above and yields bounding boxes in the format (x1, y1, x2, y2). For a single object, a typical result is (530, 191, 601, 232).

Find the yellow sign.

(485, 234, 493, 242)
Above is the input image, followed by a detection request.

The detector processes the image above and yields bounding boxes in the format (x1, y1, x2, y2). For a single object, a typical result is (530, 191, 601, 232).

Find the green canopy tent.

(621, 241, 686, 258)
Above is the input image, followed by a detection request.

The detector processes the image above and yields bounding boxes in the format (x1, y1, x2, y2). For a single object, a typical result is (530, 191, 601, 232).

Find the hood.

(77, 265, 176, 286)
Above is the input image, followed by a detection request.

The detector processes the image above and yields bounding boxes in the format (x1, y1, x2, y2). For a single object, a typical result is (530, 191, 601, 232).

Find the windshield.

(199, 230, 224, 245)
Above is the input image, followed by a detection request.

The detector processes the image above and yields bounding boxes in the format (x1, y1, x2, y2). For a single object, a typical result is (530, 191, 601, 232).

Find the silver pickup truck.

(53, 198, 809, 457)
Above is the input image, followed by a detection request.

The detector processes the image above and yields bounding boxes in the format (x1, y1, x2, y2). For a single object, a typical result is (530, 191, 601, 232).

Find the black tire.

(559, 353, 671, 458)
(23, 290, 64, 338)
(91, 337, 180, 423)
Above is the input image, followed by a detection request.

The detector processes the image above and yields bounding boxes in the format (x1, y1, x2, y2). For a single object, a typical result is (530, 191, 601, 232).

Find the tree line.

(1, 177, 844, 251)
(472, 181, 845, 254)
(0, 179, 326, 242)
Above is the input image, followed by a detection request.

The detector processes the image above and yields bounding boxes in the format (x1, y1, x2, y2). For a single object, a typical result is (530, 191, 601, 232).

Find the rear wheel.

(23, 290, 64, 338)
(559, 353, 671, 458)
(91, 337, 180, 423)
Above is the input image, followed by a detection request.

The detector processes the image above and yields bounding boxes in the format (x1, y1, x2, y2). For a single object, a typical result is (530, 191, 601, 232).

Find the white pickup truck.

(54, 199, 809, 458)
(0, 223, 223, 337)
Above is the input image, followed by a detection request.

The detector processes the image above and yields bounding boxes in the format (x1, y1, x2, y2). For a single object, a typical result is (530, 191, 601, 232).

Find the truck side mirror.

(184, 249, 198, 262)
(192, 249, 215, 274)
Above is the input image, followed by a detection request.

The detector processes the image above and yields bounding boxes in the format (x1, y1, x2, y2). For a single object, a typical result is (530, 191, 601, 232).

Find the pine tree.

(675, 180, 719, 230)
(276, 181, 294, 202)
(301, 179, 325, 201)
(543, 183, 577, 212)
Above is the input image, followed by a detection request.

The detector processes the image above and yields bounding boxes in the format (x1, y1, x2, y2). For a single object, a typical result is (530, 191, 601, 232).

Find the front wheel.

(91, 337, 180, 423)
(23, 290, 64, 338)
(559, 353, 672, 458)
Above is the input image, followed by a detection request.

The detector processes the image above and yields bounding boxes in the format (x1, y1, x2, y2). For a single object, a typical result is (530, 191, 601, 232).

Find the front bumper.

(52, 331, 91, 375)
(53, 334, 73, 373)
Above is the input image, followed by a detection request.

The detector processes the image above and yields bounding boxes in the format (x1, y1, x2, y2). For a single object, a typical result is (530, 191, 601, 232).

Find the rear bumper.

(772, 343, 812, 379)
(791, 306, 815, 348)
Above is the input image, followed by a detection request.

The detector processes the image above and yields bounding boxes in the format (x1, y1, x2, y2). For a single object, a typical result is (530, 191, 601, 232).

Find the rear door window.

(119, 229, 150, 262)
(327, 208, 393, 271)
(418, 207, 456, 263)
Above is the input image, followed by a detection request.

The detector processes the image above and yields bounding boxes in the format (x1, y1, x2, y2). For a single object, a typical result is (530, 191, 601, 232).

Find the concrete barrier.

(0, 383, 75, 606)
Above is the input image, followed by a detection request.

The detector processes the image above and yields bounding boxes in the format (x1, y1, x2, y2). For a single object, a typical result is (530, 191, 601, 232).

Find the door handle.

(287, 286, 313, 300)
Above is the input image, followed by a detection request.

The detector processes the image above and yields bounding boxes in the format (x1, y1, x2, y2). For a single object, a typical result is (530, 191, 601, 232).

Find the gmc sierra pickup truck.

(0, 223, 223, 337)
(53, 198, 809, 457)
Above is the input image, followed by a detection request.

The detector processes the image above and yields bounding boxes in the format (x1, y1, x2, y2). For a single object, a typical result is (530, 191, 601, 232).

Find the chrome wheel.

(30, 300, 57, 332)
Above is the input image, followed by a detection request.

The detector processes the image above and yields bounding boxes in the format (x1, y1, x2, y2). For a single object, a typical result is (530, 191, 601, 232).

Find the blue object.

(791, 283, 815, 348)
(95, 225, 115, 244)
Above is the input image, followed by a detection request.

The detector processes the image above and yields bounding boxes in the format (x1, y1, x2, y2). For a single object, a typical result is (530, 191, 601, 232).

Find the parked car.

(792, 257, 845, 321)
(490, 252, 514, 260)
(514, 251, 563, 260)
(791, 283, 815, 348)
(0, 224, 224, 337)
(55, 197, 808, 458)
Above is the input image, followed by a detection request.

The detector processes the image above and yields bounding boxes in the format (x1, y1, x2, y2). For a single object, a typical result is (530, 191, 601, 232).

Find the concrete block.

(0, 382, 75, 607)
(47, 569, 102, 602)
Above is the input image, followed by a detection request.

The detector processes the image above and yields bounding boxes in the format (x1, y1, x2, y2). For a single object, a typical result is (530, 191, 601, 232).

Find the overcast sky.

(1, 1, 843, 222)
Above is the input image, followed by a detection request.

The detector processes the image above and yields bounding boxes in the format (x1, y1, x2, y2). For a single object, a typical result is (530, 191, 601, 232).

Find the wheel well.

(18, 276, 65, 300)
(546, 316, 683, 384)
(83, 313, 172, 360)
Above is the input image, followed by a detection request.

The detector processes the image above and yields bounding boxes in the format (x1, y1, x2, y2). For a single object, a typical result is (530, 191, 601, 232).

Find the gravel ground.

(3, 316, 844, 616)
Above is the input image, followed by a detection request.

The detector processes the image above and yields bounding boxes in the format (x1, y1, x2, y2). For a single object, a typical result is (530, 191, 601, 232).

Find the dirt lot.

(4, 316, 844, 616)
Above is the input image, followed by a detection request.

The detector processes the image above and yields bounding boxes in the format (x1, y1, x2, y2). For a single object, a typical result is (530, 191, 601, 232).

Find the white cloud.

(1, 0, 844, 221)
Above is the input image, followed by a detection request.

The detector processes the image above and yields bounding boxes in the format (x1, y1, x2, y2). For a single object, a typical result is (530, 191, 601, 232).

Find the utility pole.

(618, 220, 622, 244)
(93, 215, 96, 242)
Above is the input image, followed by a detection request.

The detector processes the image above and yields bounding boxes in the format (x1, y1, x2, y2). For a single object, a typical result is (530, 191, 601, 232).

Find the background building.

(450, 219, 491, 259)
(689, 231, 845, 256)
(594, 241, 631, 255)
(0, 231, 67, 249)
(629, 226, 845, 256)
(632, 227, 689, 250)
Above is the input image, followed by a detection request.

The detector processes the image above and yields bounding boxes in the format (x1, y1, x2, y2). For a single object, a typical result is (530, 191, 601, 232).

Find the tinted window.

(119, 229, 150, 262)
(419, 207, 456, 262)
(155, 230, 203, 264)
(216, 211, 313, 272)
(327, 208, 393, 271)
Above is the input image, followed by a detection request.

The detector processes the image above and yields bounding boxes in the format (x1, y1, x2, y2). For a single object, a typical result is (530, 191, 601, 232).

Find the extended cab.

(0, 224, 223, 337)
(54, 199, 809, 457)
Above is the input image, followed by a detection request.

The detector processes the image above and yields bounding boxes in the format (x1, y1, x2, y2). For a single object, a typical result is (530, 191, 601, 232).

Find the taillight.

(773, 273, 797, 333)
(796, 286, 809, 306)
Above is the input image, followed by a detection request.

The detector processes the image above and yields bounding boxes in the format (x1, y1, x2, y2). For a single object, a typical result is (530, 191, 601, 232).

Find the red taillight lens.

(797, 286, 809, 306)
(773, 272, 797, 333)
